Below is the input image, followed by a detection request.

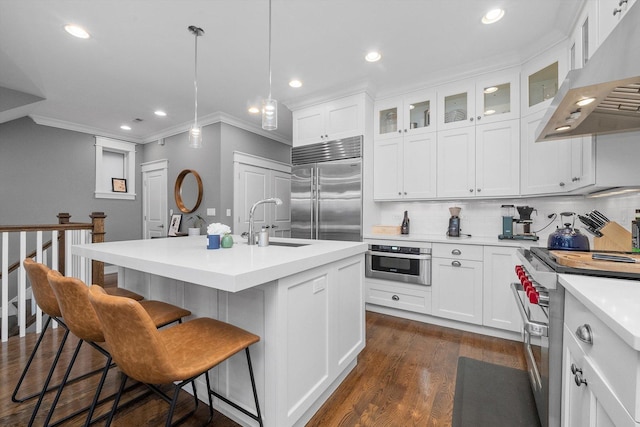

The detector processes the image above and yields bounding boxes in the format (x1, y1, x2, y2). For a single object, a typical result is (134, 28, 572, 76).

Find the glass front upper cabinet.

(374, 90, 436, 139)
(378, 107, 398, 136)
(528, 62, 558, 108)
(475, 69, 520, 124)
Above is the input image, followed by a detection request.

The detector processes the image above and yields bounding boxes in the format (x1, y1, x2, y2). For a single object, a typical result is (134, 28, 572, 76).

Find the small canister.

(258, 228, 269, 247)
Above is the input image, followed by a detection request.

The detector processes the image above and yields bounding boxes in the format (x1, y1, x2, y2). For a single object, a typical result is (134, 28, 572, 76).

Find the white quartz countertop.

(363, 233, 541, 248)
(72, 236, 367, 293)
(559, 274, 640, 350)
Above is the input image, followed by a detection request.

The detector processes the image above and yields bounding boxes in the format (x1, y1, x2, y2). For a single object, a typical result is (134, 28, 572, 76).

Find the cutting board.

(550, 250, 640, 274)
(371, 225, 401, 235)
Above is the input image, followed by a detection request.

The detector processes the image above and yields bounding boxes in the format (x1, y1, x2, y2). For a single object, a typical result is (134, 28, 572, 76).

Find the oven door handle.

(366, 251, 431, 260)
(510, 282, 548, 337)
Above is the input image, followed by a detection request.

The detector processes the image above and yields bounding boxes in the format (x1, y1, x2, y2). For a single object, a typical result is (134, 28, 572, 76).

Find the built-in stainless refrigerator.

(291, 136, 362, 242)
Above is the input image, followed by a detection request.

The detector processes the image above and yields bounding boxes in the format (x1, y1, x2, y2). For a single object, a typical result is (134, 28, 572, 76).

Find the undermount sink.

(267, 241, 310, 247)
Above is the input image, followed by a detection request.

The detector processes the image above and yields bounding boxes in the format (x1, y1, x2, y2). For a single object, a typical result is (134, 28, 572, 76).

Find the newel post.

(90, 212, 106, 286)
(57, 212, 71, 275)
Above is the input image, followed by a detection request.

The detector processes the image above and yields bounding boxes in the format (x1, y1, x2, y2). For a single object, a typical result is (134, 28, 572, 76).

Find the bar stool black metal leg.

(246, 348, 263, 427)
(42, 339, 84, 426)
(105, 374, 128, 427)
(12, 316, 53, 402)
(83, 350, 112, 427)
(27, 327, 70, 427)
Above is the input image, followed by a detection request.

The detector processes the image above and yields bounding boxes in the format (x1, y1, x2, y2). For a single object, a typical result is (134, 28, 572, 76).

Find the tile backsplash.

(374, 192, 640, 245)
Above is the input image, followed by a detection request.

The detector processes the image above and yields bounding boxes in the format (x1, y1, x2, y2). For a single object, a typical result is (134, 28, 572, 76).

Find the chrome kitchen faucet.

(246, 197, 282, 245)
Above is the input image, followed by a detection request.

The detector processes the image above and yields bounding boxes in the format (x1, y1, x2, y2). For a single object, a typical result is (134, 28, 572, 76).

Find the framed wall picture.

(168, 214, 182, 236)
(111, 178, 127, 193)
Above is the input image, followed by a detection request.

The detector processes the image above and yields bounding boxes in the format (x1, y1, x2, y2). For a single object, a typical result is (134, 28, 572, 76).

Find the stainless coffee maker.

(447, 207, 461, 237)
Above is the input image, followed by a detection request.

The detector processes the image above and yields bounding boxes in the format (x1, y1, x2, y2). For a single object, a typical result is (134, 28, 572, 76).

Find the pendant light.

(262, 0, 277, 130)
(188, 25, 204, 148)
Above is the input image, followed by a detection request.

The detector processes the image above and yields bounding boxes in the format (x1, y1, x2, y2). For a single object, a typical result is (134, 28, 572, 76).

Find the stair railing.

(0, 212, 106, 342)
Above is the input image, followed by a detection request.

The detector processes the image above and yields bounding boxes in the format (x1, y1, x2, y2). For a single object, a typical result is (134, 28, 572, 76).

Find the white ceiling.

(0, 0, 585, 144)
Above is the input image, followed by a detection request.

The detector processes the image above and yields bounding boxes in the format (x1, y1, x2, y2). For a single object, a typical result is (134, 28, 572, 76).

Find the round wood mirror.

(174, 169, 203, 213)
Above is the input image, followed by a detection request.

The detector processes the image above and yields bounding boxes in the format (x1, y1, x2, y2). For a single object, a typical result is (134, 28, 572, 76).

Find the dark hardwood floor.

(1, 310, 525, 426)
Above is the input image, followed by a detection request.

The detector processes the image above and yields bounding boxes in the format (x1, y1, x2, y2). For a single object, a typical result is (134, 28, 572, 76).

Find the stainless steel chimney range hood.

(536, 3, 640, 142)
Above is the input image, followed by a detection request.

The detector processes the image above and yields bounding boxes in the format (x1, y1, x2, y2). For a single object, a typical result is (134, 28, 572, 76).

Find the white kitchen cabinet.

(436, 69, 520, 131)
(569, 0, 599, 70)
(562, 292, 640, 426)
(520, 110, 594, 196)
(292, 93, 368, 146)
(373, 131, 437, 200)
(374, 89, 436, 140)
(482, 246, 522, 332)
(365, 278, 431, 314)
(431, 243, 483, 325)
(521, 44, 569, 117)
(598, 0, 637, 48)
(437, 119, 520, 198)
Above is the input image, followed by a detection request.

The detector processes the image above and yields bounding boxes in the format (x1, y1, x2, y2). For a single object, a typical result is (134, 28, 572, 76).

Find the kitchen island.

(72, 236, 367, 427)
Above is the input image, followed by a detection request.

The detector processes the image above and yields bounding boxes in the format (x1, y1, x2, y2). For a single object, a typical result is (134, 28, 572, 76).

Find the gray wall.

(142, 121, 290, 232)
(0, 117, 142, 241)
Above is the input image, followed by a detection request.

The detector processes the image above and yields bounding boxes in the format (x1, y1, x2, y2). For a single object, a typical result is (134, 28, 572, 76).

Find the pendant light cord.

(188, 26, 203, 128)
(193, 29, 199, 126)
(268, 0, 272, 100)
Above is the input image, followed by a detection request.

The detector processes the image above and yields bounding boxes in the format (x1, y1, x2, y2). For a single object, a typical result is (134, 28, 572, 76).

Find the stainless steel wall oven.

(365, 244, 431, 285)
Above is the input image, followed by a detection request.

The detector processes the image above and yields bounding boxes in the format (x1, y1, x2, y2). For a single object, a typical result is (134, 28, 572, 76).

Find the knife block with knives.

(594, 222, 632, 252)
(578, 210, 632, 252)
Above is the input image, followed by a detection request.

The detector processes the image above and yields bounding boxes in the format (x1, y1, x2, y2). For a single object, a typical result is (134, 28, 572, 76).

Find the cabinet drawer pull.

(451, 249, 462, 255)
(613, 7, 622, 15)
(575, 324, 593, 344)
(392, 295, 400, 301)
(570, 363, 582, 375)
(451, 261, 462, 267)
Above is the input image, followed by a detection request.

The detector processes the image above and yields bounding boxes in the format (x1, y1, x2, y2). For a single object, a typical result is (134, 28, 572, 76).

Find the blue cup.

(207, 234, 220, 249)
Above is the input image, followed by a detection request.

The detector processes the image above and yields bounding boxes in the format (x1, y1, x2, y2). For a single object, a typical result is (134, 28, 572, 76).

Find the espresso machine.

(499, 205, 539, 241)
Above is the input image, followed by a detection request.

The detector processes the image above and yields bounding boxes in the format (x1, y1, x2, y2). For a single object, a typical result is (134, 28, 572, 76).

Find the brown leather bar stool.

(41, 270, 191, 427)
(88, 285, 264, 427)
(13, 259, 144, 403)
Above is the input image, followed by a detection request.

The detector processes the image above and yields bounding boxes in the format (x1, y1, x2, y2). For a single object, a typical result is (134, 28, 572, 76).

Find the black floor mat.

(452, 357, 541, 427)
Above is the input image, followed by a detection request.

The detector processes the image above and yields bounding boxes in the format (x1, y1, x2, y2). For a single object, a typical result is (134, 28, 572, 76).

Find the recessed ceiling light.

(289, 80, 302, 88)
(482, 8, 505, 24)
(248, 106, 260, 114)
(120, 125, 132, 131)
(365, 51, 381, 62)
(484, 86, 499, 94)
(64, 24, 90, 39)
(555, 125, 571, 132)
(576, 97, 596, 107)
(484, 109, 496, 115)
(154, 110, 167, 117)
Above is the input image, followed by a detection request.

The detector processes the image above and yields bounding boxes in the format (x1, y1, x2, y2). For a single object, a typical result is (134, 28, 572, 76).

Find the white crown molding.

(282, 82, 375, 111)
(29, 111, 291, 147)
(141, 111, 291, 146)
(30, 115, 143, 144)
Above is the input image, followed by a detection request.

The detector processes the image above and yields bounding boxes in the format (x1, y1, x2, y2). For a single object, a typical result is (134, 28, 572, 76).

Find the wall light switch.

(207, 208, 216, 216)
(226, 209, 232, 217)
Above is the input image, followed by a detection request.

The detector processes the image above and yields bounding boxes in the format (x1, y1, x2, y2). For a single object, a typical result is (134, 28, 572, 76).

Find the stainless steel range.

(512, 246, 640, 427)
(513, 247, 563, 427)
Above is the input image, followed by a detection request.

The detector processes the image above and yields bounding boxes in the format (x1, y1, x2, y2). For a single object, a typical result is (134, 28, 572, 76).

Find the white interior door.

(233, 153, 291, 237)
(236, 163, 270, 234)
(142, 160, 168, 239)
